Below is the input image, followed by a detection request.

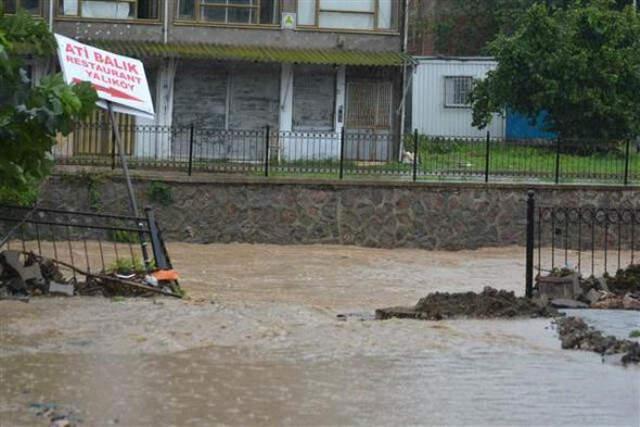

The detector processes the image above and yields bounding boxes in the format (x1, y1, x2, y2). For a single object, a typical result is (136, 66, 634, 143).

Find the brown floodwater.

(1, 243, 638, 426)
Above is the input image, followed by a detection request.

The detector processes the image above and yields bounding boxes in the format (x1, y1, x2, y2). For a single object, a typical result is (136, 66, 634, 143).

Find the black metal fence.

(0, 205, 172, 278)
(525, 191, 639, 297)
(53, 123, 640, 185)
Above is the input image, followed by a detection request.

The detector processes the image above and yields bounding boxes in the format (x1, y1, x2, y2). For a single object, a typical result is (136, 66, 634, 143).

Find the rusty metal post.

(525, 190, 536, 298)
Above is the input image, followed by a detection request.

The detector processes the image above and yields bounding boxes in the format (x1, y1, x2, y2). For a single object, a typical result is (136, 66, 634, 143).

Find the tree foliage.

(0, 10, 96, 204)
(408, 0, 636, 56)
(470, 0, 640, 140)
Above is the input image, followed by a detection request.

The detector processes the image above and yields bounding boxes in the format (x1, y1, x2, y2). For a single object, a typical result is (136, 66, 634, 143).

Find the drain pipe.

(398, 0, 410, 159)
(48, 0, 54, 31)
(163, 0, 169, 43)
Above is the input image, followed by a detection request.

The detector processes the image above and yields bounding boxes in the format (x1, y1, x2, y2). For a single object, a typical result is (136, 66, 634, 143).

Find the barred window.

(346, 80, 392, 129)
(444, 76, 473, 108)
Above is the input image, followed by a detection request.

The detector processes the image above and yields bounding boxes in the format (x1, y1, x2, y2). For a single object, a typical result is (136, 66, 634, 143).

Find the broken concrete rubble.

(622, 293, 640, 310)
(536, 264, 640, 311)
(549, 299, 589, 309)
(48, 282, 75, 297)
(0, 250, 183, 300)
(556, 317, 640, 366)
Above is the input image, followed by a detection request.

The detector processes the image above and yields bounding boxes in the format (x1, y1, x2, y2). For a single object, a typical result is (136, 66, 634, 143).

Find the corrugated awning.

(89, 40, 413, 67)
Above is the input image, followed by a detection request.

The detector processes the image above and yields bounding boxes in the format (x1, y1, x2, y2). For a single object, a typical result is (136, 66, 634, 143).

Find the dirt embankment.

(376, 287, 557, 320)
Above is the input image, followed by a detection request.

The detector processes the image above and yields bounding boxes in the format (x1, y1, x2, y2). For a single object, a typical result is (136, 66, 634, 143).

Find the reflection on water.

(0, 244, 639, 426)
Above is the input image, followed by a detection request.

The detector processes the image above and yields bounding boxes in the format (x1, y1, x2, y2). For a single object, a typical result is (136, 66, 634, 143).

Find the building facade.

(10, 0, 411, 162)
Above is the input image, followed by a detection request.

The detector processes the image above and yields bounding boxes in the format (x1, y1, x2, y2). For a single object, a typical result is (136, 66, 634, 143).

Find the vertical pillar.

(279, 63, 293, 132)
(279, 63, 293, 161)
(334, 65, 346, 134)
(146, 58, 177, 159)
(334, 65, 347, 160)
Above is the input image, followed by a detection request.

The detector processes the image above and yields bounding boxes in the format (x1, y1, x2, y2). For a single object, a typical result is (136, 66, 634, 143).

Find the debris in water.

(0, 250, 182, 300)
(537, 264, 640, 311)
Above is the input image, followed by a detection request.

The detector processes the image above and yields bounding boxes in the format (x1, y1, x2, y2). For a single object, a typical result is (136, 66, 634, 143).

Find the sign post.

(54, 34, 155, 218)
(106, 100, 140, 217)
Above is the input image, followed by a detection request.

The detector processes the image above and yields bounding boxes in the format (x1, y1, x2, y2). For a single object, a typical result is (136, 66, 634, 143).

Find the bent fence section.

(525, 192, 639, 297)
(0, 205, 172, 278)
(53, 123, 639, 185)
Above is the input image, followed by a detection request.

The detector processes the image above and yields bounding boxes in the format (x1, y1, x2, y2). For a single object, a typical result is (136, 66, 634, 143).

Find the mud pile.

(556, 317, 640, 366)
(376, 287, 557, 320)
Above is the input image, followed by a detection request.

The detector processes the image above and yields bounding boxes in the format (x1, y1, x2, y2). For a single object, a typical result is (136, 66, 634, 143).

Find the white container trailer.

(411, 57, 505, 139)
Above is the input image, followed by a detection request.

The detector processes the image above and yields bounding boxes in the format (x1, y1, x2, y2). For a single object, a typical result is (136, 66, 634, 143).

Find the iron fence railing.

(0, 205, 172, 278)
(53, 123, 640, 185)
(524, 191, 639, 297)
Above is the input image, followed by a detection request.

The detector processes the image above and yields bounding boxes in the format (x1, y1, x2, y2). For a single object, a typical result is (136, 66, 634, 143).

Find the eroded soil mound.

(376, 287, 557, 320)
(556, 317, 639, 366)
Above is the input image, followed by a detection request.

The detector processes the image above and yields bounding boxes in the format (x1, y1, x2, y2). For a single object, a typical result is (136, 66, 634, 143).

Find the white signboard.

(55, 34, 155, 120)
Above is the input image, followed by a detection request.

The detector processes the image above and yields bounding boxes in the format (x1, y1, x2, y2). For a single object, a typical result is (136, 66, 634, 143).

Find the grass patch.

(107, 257, 146, 275)
(109, 230, 140, 244)
(148, 181, 174, 206)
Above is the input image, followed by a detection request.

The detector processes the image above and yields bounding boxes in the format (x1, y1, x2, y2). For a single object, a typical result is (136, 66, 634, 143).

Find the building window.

(346, 80, 392, 129)
(293, 65, 335, 131)
(58, 0, 159, 19)
(297, 0, 399, 31)
(444, 76, 473, 108)
(178, 0, 280, 25)
(3, 0, 42, 14)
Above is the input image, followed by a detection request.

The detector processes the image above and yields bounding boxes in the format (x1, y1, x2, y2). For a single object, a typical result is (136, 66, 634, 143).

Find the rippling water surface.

(1, 244, 638, 426)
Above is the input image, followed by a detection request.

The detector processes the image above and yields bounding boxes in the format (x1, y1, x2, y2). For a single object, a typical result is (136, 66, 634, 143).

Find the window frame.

(296, 0, 400, 34)
(56, 0, 161, 22)
(3, 0, 44, 15)
(176, 0, 281, 26)
(443, 75, 474, 109)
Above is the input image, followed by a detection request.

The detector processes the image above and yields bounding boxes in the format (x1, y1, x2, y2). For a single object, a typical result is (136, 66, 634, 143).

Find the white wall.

(411, 58, 505, 139)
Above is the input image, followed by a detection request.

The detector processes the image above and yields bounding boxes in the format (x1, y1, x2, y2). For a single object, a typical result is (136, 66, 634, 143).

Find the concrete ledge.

(53, 165, 639, 192)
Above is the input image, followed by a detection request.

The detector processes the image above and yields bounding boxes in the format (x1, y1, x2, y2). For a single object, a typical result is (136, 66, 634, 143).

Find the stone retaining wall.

(41, 173, 640, 250)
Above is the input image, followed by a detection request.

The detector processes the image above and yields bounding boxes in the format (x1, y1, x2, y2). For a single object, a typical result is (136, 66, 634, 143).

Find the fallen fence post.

(525, 190, 535, 298)
(412, 128, 418, 182)
(145, 207, 169, 270)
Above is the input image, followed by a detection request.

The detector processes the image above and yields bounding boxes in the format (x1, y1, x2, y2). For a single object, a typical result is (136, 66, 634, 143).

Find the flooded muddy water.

(1, 244, 638, 426)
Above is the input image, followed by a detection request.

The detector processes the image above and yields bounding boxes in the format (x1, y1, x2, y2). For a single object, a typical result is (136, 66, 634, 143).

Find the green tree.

(409, 0, 636, 56)
(0, 10, 96, 204)
(470, 0, 640, 141)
